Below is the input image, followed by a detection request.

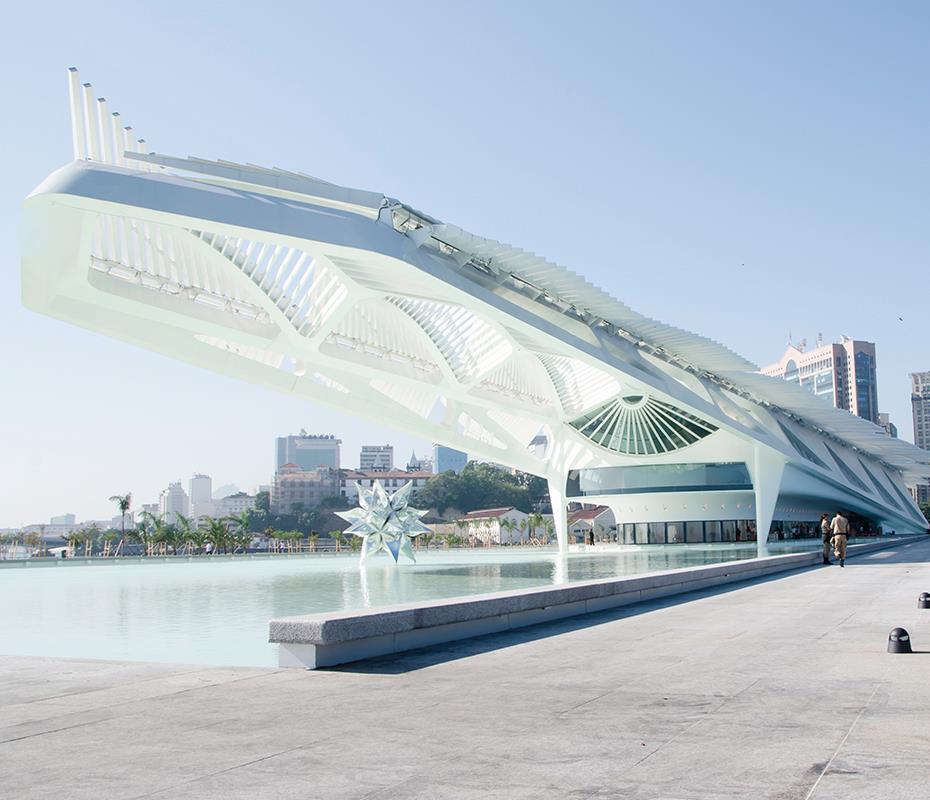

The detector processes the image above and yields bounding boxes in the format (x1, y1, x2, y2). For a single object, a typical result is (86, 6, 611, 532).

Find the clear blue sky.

(1, 1, 927, 527)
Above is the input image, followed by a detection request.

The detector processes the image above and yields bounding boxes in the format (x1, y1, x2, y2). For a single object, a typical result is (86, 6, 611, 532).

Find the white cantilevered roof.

(725, 372, 930, 480)
(415, 225, 929, 480)
(116, 154, 930, 478)
(58, 67, 930, 479)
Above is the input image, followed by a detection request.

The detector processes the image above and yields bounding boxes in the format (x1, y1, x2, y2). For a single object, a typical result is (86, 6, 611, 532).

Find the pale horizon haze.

(1, 1, 928, 527)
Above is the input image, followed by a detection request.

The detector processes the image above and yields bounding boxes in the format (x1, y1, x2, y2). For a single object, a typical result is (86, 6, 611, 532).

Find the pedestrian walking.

(820, 513, 831, 565)
(830, 510, 850, 567)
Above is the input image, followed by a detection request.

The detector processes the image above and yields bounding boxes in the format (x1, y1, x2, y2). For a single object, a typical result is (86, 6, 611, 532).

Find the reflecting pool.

(1, 541, 833, 667)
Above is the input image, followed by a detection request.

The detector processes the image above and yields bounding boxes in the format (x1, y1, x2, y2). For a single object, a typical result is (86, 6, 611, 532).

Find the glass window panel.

(566, 462, 752, 497)
(667, 523, 684, 543)
(722, 520, 737, 542)
(686, 521, 704, 543)
(622, 523, 635, 544)
(705, 521, 721, 542)
(635, 523, 649, 544)
(648, 522, 666, 544)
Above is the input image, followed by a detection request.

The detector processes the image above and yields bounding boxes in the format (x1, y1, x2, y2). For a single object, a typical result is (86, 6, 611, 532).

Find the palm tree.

(498, 517, 515, 546)
(65, 528, 83, 558)
(102, 530, 119, 557)
(82, 525, 100, 556)
(226, 510, 252, 537)
(518, 518, 528, 545)
(308, 532, 320, 552)
(108, 493, 132, 556)
(543, 518, 555, 545)
(175, 513, 193, 555)
(527, 512, 544, 545)
(24, 531, 42, 557)
(203, 517, 231, 554)
(329, 530, 344, 553)
(133, 511, 158, 556)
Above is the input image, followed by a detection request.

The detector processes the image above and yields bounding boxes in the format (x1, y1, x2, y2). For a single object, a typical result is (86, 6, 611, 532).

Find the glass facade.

(566, 462, 752, 497)
(854, 351, 878, 422)
(602, 519, 761, 544)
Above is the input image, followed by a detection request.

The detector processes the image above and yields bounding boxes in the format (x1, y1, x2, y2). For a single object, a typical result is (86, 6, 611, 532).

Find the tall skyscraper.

(275, 432, 341, 472)
(189, 473, 214, 518)
(433, 444, 467, 474)
(909, 372, 930, 505)
(158, 481, 189, 524)
(761, 336, 879, 423)
(359, 444, 393, 472)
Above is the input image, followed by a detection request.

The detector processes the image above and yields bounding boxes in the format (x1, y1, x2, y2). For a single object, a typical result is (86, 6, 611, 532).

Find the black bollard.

(887, 627, 913, 654)
(919, 593, 930, 610)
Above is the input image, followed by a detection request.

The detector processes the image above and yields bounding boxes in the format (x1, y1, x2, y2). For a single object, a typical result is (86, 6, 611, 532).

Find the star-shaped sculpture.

(336, 480, 431, 563)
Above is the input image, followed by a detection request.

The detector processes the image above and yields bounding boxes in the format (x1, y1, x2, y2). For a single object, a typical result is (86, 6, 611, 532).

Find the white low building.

(213, 492, 256, 517)
(568, 506, 616, 544)
(461, 507, 529, 545)
(341, 470, 433, 502)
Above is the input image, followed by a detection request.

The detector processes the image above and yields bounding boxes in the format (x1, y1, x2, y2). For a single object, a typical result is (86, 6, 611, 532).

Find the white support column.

(548, 478, 569, 554)
(749, 446, 785, 556)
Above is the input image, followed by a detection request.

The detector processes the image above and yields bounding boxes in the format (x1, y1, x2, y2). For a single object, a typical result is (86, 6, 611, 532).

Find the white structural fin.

(67, 67, 151, 167)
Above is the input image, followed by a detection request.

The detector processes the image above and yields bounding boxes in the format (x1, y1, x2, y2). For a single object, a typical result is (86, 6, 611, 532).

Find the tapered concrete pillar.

(748, 446, 785, 556)
(548, 478, 569, 554)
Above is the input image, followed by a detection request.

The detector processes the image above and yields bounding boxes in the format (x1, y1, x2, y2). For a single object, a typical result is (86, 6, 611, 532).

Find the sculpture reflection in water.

(337, 480, 431, 564)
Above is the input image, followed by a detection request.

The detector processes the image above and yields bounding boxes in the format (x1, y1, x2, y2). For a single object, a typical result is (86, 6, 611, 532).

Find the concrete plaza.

(2, 538, 929, 799)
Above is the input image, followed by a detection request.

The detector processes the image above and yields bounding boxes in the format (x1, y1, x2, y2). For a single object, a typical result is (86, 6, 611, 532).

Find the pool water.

(1, 542, 830, 667)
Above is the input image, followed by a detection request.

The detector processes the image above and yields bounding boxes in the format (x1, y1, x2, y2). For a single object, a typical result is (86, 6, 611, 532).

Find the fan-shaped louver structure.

(571, 396, 718, 455)
(20, 68, 930, 554)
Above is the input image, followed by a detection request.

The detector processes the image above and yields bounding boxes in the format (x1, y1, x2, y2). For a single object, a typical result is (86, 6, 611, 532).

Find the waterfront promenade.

(2, 538, 928, 799)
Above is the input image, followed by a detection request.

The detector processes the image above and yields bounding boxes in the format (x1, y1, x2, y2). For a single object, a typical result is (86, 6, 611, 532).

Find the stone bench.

(269, 536, 919, 669)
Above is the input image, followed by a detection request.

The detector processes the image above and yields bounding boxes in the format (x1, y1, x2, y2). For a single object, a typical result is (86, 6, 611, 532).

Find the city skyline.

(4, 434, 466, 529)
(3, 2, 929, 527)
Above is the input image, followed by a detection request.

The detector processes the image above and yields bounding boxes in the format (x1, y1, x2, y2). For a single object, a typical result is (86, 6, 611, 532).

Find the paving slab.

(1, 537, 928, 799)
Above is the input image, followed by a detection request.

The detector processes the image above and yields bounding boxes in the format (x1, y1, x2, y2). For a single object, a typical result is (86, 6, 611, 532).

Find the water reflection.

(0, 541, 832, 667)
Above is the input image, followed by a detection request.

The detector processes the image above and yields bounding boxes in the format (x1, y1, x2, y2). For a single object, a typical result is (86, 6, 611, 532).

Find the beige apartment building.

(761, 336, 879, 423)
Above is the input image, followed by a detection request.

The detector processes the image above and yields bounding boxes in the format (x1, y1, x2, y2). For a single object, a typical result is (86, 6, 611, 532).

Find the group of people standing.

(820, 511, 850, 566)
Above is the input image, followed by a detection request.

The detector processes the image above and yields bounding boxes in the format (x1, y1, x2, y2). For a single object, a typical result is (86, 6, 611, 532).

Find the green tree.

(499, 517, 516, 545)
(108, 493, 132, 556)
(102, 529, 119, 556)
(329, 530, 344, 553)
(543, 518, 555, 545)
(920, 502, 930, 524)
(412, 462, 539, 516)
(175, 513, 193, 555)
(24, 531, 42, 557)
(133, 511, 159, 555)
(527, 512, 544, 543)
(202, 516, 231, 554)
(255, 491, 271, 513)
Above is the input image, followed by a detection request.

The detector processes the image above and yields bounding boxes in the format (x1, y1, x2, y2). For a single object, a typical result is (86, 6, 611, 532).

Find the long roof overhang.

(45, 68, 930, 484)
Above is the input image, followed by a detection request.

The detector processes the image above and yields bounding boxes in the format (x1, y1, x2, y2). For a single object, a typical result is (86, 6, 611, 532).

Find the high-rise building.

(433, 444, 467, 474)
(910, 372, 930, 504)
(50, 513, 76, 525)
(275, 432, 341, 472)
(761, 336, 879, 423)
(878, 413, 897, 439)
(359, 444, 393, 472)
(189, 473, 214, 518)
(158, 481, 189, 524)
